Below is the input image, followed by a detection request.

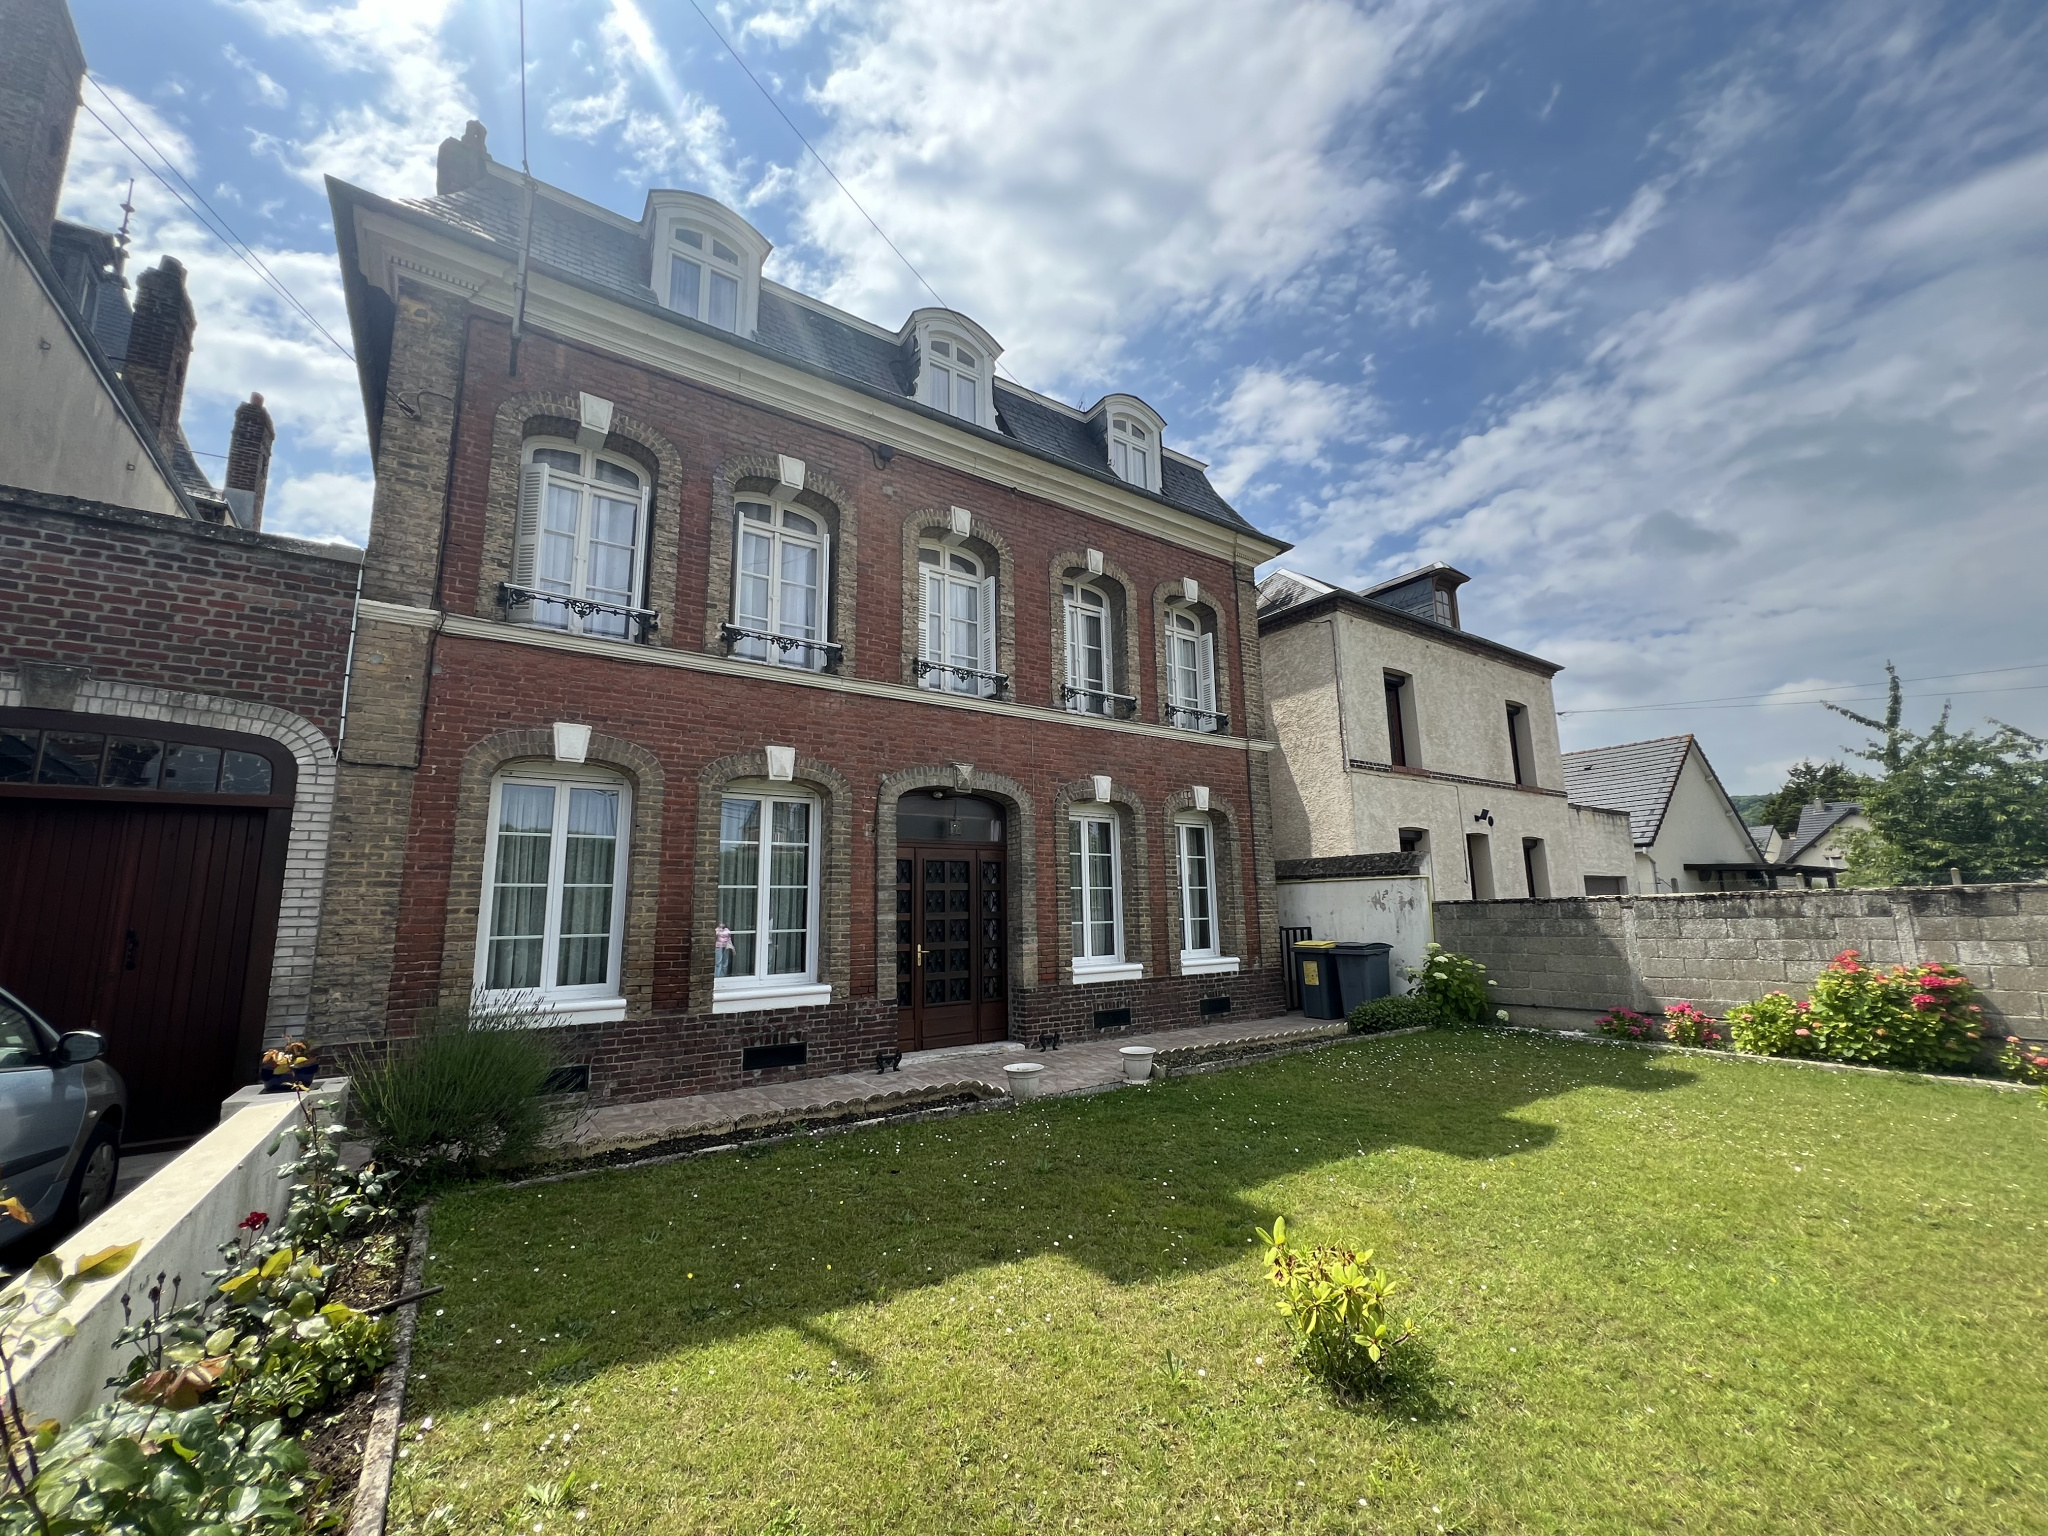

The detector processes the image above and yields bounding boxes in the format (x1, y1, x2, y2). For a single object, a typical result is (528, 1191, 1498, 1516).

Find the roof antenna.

(508, 0, 536, 376)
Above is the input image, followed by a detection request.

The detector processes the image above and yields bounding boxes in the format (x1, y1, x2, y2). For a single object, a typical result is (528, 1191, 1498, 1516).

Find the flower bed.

(1593, 950, 1998, 1076)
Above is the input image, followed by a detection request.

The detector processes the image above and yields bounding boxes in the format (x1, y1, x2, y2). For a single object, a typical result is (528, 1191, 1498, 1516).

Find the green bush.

(1999, 1036, 2048, 1087)
(1405, 943, 1502, 1028)
(1806, 951, 1984, 1071)
(1347, 994, 1438, 1034)
(1255, 1216, 1412, 1400)
(1724, 992, 1816, 1057)
(350, 991, 564, 1181)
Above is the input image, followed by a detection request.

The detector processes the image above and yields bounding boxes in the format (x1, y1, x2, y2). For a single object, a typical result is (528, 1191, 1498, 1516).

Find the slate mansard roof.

(330, 167, 1273, 547)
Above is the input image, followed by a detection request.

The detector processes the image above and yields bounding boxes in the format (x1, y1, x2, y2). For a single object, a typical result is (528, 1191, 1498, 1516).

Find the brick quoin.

(319, 300, 1287, 1107)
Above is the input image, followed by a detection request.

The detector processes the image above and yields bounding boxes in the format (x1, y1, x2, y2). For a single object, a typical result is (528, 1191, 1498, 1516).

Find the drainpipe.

(335, 560, 364, 752)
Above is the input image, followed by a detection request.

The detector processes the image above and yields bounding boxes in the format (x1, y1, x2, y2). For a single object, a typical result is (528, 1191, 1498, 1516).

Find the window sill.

(485, 996, 626, 1028)
(1071, 961, 1143, 986)
(712, 981, 833, 1015)
(1179, 955, 1241, 976)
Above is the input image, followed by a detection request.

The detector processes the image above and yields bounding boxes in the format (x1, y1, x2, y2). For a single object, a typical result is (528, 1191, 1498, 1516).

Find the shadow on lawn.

(413, 1032, 1692, 1410)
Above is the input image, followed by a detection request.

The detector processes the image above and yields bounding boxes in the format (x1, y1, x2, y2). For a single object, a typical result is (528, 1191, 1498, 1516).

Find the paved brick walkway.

(563, 1011, 1339, 1154)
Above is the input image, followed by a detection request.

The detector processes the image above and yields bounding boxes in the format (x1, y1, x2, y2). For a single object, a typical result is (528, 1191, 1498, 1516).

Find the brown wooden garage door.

(0, 714, 294, 1145)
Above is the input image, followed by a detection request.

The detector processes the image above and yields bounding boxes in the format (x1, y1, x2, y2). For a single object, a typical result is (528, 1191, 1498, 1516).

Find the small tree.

(1827, 666, 2048, 885)
(1755, 759, 1876, 836)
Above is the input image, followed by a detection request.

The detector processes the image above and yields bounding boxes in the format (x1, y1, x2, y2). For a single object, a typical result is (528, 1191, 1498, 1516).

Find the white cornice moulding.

(355, 599, 445, 630)
(401, 607, 1275, 750)
(348, 208, 1286, 567)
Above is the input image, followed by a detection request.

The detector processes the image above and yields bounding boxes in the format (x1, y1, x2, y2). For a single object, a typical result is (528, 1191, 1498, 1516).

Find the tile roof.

(1747, 824, 1775, 853)
(371, 176, 1265, 539)
(1561, 735, 1695, 847)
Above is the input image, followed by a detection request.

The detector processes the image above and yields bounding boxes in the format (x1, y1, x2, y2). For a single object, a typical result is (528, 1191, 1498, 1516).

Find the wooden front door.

(894, 845, 1007, 1051)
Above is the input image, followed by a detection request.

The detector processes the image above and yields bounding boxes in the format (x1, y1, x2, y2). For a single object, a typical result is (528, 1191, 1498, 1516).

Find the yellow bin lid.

(1293, 940, 1336, 950)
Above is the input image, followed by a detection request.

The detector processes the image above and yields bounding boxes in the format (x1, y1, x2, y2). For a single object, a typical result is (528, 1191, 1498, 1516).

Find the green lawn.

(388, 1032, 2048, 1534)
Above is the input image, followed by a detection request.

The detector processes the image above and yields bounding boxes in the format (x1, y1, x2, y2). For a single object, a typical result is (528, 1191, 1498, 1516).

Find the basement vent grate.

(742, 1041, 807, 1071)
(1092, 1008, 1132, 1030)
(1199, 996, 1232, 1016)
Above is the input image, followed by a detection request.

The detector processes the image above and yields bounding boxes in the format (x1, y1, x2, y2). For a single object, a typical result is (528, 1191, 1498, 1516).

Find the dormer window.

(925, 337, 981, 425)
(669, 226, 741, 332)
(1110, 416, 1151, 487)
(648, 192, 770, 338)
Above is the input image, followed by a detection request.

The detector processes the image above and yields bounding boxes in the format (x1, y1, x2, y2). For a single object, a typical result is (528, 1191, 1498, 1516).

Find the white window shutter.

(511, 466, 544, 619)
(918, 571, 938, 687)
(1198, 630, 1218, 729)
(978, 575, 997, 696)
(815, 532, 831, 670)
(632, 485, 651, 614)
(1063, 602, 1079, 702)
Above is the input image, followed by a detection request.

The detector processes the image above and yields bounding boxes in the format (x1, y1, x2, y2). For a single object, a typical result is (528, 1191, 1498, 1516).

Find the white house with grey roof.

(1562, 734, 1773, 894)
(1259, 564, 1634, 902)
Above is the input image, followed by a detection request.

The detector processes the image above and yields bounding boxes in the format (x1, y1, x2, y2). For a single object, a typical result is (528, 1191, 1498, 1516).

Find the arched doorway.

(0, 711, 296, 1144)
(893, 790, 1007, 1051)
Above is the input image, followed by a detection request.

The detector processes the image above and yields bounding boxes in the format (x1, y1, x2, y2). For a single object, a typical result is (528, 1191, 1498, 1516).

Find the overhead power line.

(680, 0, 1022, 389)
(1556, 662, 2048, 717)
(81, 79, 354, 363)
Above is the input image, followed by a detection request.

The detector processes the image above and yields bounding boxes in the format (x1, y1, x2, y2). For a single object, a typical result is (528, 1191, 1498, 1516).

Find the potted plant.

(259, 1040, 320, 1091)
(1002, 1060, 1046, 1100)
(1118, 1045, 1157, 1084)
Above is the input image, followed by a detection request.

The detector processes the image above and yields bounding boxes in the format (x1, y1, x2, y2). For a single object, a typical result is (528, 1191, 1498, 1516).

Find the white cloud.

(1201, 365, 1380, 501)
(221, 45, 289, 109)
(1283, 138, 2048, 769)
(782, 0, 1478, 387)
(1473, 181, 1671, 336)
(1420, 153, 1465, 198)
(222, 0, 474, 196)
(266, 471, 375, 545)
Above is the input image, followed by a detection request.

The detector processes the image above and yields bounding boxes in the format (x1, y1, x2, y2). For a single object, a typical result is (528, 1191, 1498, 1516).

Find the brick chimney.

(0, 0, 87, 247)
(123, 255, 196, 449)
(435, 119, 490, 196)
(225, 392, 275, 531)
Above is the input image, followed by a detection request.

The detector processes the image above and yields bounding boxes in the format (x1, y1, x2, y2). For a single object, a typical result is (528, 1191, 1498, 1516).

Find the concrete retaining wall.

(13, 1084, 342, 1426)
(1433, 882, 2048, 1036)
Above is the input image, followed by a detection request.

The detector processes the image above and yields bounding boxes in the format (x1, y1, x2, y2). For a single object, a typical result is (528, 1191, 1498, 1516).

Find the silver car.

(1, 987, 126, 1251)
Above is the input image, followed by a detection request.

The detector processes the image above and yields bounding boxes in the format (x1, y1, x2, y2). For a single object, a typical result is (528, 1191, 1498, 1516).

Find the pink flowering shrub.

(1724, 992, 1815, 1057)
(1998, 1036, 2048, 1087)
(1661, 1002, 1724, 1048)
(1804, 950, 1983, 1071)
(1594, 1007, 1660, 1041)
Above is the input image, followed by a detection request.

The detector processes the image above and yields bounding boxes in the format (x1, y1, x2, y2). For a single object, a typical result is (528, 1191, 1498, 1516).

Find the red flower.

(239, 1211, 270, 1232)
(1794, 1028, 1811, 1037)
(1910, 993, 1938, 1011)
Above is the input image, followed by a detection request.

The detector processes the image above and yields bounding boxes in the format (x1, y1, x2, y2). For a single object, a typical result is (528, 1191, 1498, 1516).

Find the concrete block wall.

(1434, 883, 2048, 1037)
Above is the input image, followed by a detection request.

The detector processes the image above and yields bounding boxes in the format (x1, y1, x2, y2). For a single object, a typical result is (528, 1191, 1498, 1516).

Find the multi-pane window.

(515, 443, 649, 639)
(733, 500, 828, 668)
(1109, 414, 1152, 488)
(669, 226, 741, 333)
(925, 337, 980, 424)
(1176, 819, 1220, 957)
(480, 773, 626, 1003)
(1384, 672, 1413, 767)
(1165, 607, 1219, 731)
(717, 792, 817, 987)
(917, 542, 996, 695)
(1068, 814, 1121, 964)
(1063, 579, 1114, 715)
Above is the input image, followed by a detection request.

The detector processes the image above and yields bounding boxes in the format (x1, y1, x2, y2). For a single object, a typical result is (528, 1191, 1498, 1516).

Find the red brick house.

(314, 125, 1288, 1103)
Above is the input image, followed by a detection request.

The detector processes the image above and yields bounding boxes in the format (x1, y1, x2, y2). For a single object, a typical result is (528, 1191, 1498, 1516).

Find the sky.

(57, 0, 2048, 792)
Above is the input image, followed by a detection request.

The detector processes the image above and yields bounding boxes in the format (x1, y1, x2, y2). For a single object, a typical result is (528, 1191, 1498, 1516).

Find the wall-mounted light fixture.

(1473, 809, 1495, 827)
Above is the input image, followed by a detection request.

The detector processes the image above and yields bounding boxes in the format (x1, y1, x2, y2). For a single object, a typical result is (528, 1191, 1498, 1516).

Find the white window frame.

(713, 781, 829, 1014)
(665, 223, 744, 334)
(1175, 816, 1240, 975)
(1109, 414, 1156, 491)
(513, 440, 652, 640)
(732, 497, 831, 671)
(1063, 578, 1117, 716)
(1165, 606, 1219, 732)
(475, 767, 630, 1025)
(1069, 810, 1140, 983)
(921, 332, 986, 425)
(917, 541, 998, 697)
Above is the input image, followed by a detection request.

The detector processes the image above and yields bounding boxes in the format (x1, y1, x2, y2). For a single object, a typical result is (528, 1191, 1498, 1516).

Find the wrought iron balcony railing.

(915, 659, 1010, 698)
(1061, 684, 1140, 720)
(1164, 705, 1230, 734)
(719, 623, 845, 673)
(499, 583, 659, 642)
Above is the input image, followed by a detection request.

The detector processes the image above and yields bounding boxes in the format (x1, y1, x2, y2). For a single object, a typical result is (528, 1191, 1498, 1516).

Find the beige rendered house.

(1259, 565, 1632, 900)
(1562, 734, 1771, 893)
